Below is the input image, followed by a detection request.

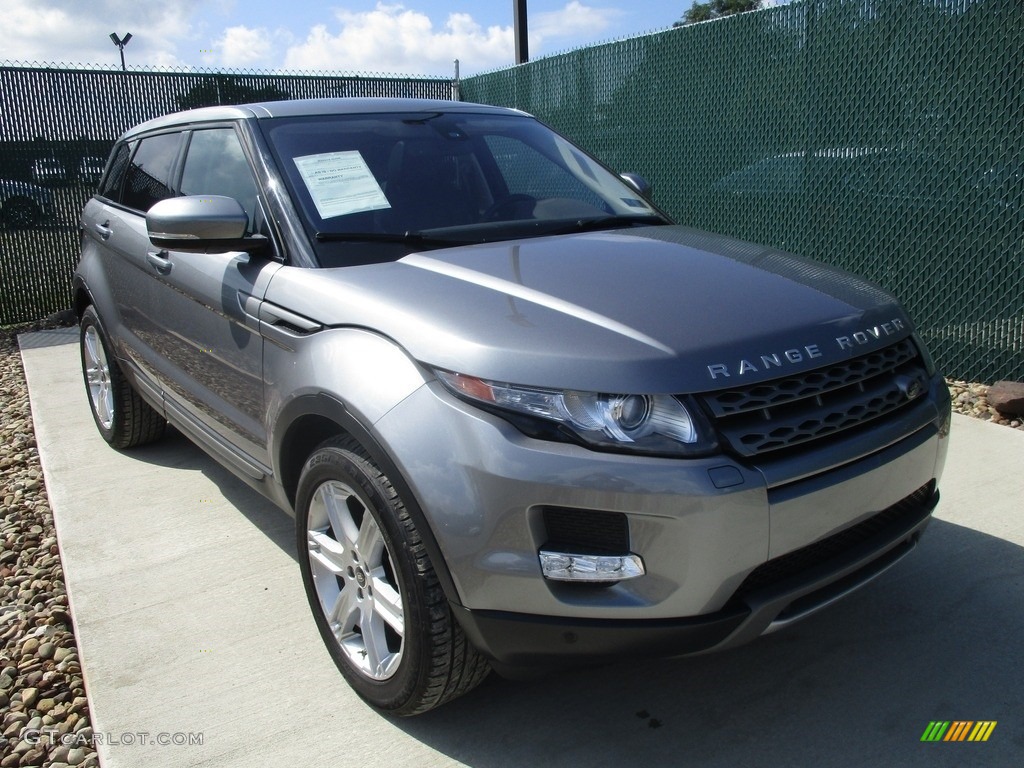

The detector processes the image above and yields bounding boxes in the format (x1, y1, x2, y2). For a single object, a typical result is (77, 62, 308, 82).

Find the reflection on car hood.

(266, 226, 913, 392)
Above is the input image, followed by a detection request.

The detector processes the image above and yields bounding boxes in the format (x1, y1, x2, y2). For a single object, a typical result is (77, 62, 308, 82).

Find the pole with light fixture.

(109, 32, 132, 71)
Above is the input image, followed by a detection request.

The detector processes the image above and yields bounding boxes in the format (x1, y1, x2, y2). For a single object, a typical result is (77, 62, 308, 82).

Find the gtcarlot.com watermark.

(23, 729, 203, 747)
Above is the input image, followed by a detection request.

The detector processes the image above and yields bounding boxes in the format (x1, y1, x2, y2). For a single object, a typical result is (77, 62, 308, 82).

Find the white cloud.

(283, 2, 623, 77)
(1, 1, 628, 76)
(3, 0, 201, 69)
(283, 4, 512, 76)
(211, 26, 288, 68)
(533, 1, 624, 42)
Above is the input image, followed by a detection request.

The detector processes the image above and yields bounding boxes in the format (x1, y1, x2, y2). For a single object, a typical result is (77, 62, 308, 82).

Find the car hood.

(265, 226, 915, 393)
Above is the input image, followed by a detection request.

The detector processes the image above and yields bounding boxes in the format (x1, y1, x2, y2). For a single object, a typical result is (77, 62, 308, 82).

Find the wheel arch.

(274, 392, 464, 607)
(72, 276, 92, 318)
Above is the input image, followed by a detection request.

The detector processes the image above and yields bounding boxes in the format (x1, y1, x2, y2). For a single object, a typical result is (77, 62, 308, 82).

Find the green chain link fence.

(462, 0, 1024, 383)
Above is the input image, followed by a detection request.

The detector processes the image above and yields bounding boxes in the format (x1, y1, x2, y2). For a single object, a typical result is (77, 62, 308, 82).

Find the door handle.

(95, 221, 112, 240)
(146, 250, 173, 275)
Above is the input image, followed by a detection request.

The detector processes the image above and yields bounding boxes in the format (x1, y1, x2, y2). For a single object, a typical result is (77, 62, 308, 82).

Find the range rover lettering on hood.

(707, 318, 906, 381)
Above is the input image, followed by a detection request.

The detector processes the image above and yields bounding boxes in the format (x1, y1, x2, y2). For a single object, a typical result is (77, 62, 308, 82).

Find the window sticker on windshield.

(293, 151, 390, 219)
(621, 198, 647, 208)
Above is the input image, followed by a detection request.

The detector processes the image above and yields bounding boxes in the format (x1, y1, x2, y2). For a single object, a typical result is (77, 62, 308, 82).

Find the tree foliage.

(175, 77, 290, 110)
(675, 0, 762, 26)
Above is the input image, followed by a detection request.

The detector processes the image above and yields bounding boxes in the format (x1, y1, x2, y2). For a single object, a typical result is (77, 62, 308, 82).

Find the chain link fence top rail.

(462, 0, 1024, 383)
(0, 63, 454, 326)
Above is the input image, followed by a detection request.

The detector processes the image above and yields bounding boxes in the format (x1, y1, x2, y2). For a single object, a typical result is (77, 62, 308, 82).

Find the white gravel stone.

(1, 322, 97, 767)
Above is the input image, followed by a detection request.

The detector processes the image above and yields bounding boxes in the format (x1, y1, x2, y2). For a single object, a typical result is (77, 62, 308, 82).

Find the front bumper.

(453, 481, 938, 666)
(372, 374, 948, 662)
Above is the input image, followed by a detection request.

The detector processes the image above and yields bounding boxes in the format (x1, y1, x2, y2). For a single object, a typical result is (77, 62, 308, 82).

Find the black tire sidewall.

(295, 443, 430, 712)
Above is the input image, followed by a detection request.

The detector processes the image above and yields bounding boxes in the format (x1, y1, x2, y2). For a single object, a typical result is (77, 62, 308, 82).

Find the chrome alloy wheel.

(306, 479, 405, 681)
(82, 324, 114, 430)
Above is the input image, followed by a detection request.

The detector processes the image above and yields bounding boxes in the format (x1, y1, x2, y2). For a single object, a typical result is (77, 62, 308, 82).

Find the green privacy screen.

(462, 0, 1023, 383)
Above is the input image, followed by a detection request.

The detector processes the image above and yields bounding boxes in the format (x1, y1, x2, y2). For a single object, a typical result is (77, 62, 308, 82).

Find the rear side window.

(121, 133, 182, 212)
(98, 142, 133, 202)
(180, 128, 260, 234)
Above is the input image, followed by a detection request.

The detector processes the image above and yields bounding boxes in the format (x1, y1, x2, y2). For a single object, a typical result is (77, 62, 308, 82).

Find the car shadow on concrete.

(122, 425, 298, 560)
(396, 519, 1023, 768)
(61, 386, 1020, 766)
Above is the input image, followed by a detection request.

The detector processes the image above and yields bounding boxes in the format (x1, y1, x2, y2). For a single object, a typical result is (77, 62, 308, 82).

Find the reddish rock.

(988, 381, 1024, 417)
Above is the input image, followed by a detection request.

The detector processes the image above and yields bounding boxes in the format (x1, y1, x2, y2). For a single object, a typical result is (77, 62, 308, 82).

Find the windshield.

(260, 111, 667, 266)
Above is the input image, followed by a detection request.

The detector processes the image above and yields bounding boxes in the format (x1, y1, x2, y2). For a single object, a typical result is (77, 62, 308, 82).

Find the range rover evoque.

(74, 98, 951, 715)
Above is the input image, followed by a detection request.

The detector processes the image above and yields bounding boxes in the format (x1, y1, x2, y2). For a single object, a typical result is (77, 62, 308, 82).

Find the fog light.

(539, 550, 645, 582)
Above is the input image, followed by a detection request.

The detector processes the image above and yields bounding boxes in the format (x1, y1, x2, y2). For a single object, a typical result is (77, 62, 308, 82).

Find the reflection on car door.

(86, 133, 182, 393)
(145, 126, 280, 469)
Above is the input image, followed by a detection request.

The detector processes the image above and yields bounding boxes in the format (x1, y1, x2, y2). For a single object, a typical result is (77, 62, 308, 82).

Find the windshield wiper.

(549, 215, 669, 235)
(314, 231, 471, 247)
(315, 216, 668, 247)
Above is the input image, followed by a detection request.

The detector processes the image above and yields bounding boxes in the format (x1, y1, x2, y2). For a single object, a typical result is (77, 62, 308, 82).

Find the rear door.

(81, 131, 183, 402)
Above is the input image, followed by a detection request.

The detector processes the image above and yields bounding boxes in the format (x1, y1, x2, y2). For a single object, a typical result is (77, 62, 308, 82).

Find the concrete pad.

(22, 328, 1024, 767)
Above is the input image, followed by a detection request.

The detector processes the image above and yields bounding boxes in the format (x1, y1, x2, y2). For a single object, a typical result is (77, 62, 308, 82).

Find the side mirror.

(620, 173, 653, 199)
(147, 195, 268, 253)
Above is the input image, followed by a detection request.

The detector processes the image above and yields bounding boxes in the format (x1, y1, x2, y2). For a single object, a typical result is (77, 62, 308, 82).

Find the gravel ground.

(0, 320, 98, 768)
(0, 319, 1021, 768)
(946, 379, 1024, 431)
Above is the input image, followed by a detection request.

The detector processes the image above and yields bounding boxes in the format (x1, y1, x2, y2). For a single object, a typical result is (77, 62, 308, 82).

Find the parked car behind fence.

(0, 178, 54, 228)
(31, 157, 67, 186)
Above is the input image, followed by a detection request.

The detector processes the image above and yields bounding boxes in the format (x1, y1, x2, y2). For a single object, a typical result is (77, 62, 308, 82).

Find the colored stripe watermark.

(921, 721, 996, 742)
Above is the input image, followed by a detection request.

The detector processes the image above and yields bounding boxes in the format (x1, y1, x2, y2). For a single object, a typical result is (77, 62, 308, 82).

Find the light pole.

(513, 0, 528, 64)
(109, 32, 132, 71)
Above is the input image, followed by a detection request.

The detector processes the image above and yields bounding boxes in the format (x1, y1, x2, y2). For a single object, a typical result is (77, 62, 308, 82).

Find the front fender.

(265, 328, 465, 604)
(265, 327, 430, 443)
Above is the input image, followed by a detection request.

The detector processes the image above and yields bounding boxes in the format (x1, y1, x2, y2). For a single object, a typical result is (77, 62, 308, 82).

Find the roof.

(120, 98, 527, 139)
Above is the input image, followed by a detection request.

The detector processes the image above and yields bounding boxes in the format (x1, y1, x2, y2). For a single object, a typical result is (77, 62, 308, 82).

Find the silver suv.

(74, 98, 951, 715)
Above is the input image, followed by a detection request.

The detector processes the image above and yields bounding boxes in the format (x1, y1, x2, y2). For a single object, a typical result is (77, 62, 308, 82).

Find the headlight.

(435, 370, 716, 457)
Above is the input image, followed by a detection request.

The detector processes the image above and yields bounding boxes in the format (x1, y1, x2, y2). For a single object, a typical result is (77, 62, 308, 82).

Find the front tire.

(79, 305, 166, 449)
(296, 436, 490, 716)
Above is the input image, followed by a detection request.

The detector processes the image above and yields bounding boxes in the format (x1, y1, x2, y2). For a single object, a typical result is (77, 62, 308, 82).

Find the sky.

(1, 1, 727, 78)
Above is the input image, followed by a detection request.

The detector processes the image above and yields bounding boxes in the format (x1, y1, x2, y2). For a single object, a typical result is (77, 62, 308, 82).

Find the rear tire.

(79, 305, 166, 449)
(296, 436, 490, 716)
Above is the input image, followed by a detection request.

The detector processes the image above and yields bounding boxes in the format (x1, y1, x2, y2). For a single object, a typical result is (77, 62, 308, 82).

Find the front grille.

(728, 480, 935, 606)
(698, 338, 929, 457)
